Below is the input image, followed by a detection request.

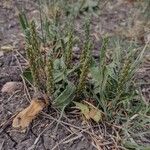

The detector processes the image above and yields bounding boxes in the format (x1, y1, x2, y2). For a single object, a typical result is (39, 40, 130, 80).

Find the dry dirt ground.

(0, 0, 150, 150)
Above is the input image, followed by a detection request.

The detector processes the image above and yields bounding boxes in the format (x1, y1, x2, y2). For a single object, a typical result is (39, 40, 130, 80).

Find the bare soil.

(0, 0, 149, 150)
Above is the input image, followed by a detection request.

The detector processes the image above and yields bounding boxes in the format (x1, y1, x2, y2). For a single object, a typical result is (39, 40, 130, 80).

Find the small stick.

(5, 90, 20, 103)
(0, 140, 5, 150)
(53, 106, 65, 138)
(14, 54, 31, 102)
(0, 113, 18, 134)
(27, 120, 55, 150)
(42, 112, 100, 139)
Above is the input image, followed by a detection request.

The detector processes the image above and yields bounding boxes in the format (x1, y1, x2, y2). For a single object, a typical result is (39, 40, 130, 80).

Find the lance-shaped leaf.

(53, 81, 76, 109)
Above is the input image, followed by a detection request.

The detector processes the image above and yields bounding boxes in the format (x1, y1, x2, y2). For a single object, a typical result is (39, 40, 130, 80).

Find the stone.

(1, 81, 22, 94)
(0, 51, 4, 57)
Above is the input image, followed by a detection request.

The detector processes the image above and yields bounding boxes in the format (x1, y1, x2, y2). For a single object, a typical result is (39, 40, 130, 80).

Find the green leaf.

(107, 63, 117, 81)
(124, 141, 150, 150)
(53, 81, 76, 109)
(53, 58, 79, 83)
(81, 0, 98, 10)
(22, 68, 33, 84)
(19, 13, 29, 31)
(99, 37, 108, 67)
(54, 72, 64, 83)
(90, 66, 100, 81)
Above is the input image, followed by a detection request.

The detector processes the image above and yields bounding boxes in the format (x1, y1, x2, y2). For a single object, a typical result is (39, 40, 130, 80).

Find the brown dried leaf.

(12, 99, 46, 130)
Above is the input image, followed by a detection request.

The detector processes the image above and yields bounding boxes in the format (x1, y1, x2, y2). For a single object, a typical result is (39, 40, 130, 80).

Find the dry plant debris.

(74, 101, 102, 123)
(12, 99, 47, 130)
(0, 45, 13, 52)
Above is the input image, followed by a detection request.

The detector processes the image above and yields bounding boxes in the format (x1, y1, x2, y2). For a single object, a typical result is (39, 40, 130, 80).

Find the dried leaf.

(12, 99, 46, 130)
(89, 108, 102, 123)
(74, 102, 90, 120)
(84, 101, 102, 123)
(74, 101, 102, 122)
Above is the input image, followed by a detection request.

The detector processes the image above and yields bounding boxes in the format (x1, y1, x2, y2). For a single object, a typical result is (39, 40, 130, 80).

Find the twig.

(27, 120, 55, 150)
(5, 90, 20, 103)
(14, 54, 31, 102)
(62, 133, 82, 144)
(0, 113, 18, 134)
(42, 112, 100, 139)
(42, 112, 122, 149)
(53, 106, 65, 137)
(21, 75, 31, 102)
(15, 49, 28, 63)
(52, 131, 81, 150)
(0, 140, 5, 150)
(14, 54, 23, 73)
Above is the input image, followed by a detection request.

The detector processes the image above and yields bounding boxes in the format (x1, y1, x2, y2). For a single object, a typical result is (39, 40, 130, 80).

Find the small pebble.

(0, 51, 4, 57)
(1, 81, 23, 94)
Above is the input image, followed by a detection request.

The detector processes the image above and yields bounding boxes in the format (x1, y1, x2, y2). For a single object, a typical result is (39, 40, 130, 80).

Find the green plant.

(19, 9, 148, 115)
(89, 38, 148, 119)
(46, 56, 54, 96)
(18, 1, 149, 149)
(64, 24, 74, 68)
(19, 14, 45, 90)
(78, 20, 92, 92)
